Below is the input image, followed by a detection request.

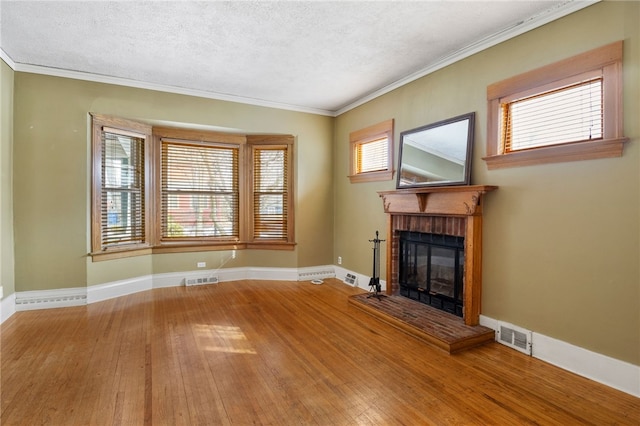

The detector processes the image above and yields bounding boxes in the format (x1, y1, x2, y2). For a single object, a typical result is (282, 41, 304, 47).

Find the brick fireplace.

(378, 185, 497, 326)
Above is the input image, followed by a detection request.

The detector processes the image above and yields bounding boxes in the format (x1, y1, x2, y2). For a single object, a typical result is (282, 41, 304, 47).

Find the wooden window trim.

(90, 114, 153, 256)
(348, 119, 394, 183)
(247, 135, 295, 246)
(484, 41, 628, 169)
(90, 116, 296, 261)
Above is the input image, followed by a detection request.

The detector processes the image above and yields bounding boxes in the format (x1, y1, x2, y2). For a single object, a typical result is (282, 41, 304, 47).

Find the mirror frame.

(396, 112, 475, 189)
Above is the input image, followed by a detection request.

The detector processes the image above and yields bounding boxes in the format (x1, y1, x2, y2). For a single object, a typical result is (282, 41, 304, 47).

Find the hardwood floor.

(2, 278, 638, 425)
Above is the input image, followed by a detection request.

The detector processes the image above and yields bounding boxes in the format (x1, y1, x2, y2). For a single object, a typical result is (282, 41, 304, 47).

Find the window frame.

(91, 114, 153, 259)
(90, 116, 295, 260)
(348, 119, 394, 183)
(484, 41, 628, 169)
(246, 135, 295, 249)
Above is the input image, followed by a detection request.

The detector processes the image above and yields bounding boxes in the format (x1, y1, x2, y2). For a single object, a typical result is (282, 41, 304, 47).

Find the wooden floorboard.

(1, 278, 638, 425)
(348, 292, 495, 353)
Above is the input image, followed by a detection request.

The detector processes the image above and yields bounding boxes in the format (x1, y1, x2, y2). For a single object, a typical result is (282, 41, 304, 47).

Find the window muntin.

(501, 78, 603, 152)
(161, 140, 239, 240)
(349, 119, 394, 183)
(484, 41, 627, 169)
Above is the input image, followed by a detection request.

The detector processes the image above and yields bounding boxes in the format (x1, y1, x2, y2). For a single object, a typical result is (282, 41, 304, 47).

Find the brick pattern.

(349, 293, 494, 352)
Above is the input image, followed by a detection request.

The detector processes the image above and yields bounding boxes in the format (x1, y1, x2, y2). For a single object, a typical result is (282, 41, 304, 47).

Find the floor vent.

(185, 276, 219, 286)
(496, 321, 532, 355)
(297, 269, 335, 281)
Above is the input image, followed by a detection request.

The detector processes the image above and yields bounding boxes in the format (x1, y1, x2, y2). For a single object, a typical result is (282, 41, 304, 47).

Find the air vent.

(496, 321, 532, 355)
(344, 273, 358, 286)
(185, 276, 218, 286)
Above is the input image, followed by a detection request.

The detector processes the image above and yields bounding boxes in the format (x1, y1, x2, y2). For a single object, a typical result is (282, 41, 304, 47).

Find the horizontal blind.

(254, 147, 287, 239)
(356, 137, 388, 173)
(161, 141, 239, 238)
(503, 78, 603, 152)
(101, 131, 145, 247)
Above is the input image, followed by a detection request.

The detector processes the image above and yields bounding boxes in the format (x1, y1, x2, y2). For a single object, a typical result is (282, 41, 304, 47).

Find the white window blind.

(502, 78, 603, 152)
(356, 137, 389, 173)
(101, 131, 145, 248)
(161, 141, 239, 238)
(253, 147, 287, 239)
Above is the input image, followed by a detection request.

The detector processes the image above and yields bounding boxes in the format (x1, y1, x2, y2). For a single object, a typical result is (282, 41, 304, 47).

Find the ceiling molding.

(334, 0, 599, 116)
(2, 1, 599, 118)
(0, 48, 16, 69)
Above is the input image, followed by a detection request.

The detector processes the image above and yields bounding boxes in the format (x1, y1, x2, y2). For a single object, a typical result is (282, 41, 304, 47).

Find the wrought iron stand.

(367, 230, 386, 300)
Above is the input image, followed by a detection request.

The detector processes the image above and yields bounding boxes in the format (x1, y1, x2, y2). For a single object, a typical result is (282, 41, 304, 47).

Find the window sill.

(90, 241, 296, 261)
(348, 170, 394, 183)
(482, 137, 629, 170)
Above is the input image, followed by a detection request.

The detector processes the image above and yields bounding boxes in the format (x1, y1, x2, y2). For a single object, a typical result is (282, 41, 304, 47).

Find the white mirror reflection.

(397, 112, 475, 188)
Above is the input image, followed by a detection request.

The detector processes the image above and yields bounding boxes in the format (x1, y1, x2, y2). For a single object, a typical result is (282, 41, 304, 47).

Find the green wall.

(12, 75, 334, 289)
(0, 59, 15, 298)
(334, 1, 639, 365)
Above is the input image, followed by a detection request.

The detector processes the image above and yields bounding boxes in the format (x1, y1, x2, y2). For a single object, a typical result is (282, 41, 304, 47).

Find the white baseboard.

(1, 291, 16, 323)
(88, 275, 153, 304)
(480, 315, 640, 398)
(16, 287, 87, 311)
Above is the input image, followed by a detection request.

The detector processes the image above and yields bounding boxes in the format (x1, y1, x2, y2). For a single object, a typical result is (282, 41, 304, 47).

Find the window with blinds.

(161, 140, 239, 239)
(356, 137, 388, 173)
(501, 78, 603, 152)
(349, 119, 394, 183)
(100, 129, 145, 248)
(253, 146, 288, 239)
(91, 115, 295, 259)
(484, 41, 626, 169)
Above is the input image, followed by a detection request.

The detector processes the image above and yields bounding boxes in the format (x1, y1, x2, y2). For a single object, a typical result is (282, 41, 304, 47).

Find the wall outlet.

(197, 262, 206, 268)
(337, 256, 342, 265)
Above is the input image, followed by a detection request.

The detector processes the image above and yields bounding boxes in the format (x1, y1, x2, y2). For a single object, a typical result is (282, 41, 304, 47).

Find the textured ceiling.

(0, 1, 595, 115)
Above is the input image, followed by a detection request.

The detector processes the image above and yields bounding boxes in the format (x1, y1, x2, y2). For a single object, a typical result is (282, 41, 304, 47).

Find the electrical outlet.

(337, 256, 342, 265)
(197, 262, 206, 268)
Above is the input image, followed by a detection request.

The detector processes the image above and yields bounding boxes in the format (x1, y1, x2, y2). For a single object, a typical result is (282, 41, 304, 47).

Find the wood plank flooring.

(1, 278, 638, 425)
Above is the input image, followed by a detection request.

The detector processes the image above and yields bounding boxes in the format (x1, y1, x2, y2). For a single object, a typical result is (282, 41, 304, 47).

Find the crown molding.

(334, 0, 600, 116)
(8, 59, 335, 117)
(0, 48, 16, 69)
(2, 1, 599, 118)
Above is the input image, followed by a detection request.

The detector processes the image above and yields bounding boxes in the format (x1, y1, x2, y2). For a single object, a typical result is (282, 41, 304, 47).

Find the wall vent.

(344, 273, 358, 286)
(496, 321, 532, 355)
(185, 276, 218, 286)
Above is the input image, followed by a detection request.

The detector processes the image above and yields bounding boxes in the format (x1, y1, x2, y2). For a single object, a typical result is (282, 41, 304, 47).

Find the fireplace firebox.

(399, 231, 464, 316)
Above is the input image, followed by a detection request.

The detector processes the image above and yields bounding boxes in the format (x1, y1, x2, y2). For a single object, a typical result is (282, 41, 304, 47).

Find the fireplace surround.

(378, 185, 497, 326)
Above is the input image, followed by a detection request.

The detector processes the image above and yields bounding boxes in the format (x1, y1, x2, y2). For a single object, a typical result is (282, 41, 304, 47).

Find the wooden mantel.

(378, 185, 497, 326)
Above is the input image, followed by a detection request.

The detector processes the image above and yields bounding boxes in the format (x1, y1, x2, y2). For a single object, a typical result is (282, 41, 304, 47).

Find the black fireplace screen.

(398, 231, 464, 317)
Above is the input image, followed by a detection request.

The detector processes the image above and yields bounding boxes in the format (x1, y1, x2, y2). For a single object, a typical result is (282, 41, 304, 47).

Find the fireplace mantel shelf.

(378, 185, 498, 216)
(378, 184, 498, 326)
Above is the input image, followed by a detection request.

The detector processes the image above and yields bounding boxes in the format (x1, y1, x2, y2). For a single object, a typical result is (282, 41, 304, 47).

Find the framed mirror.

(397, 112, 475, 188)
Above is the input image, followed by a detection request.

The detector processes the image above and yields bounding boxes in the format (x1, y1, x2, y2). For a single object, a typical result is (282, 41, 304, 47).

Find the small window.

(349, 119, 394, 183)
(502, 77, 603, 152)
(484, 41, 627, 169)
